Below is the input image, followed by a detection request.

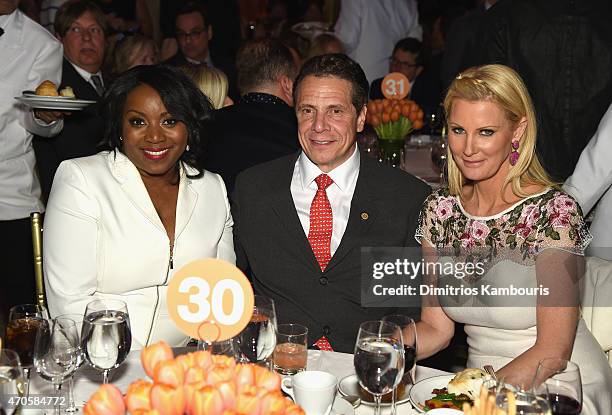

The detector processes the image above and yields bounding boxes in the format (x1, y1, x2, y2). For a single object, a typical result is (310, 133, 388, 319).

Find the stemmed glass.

(532, 358, 582, 415)
(5, 304, 49, 396)
(0, 349, 24, 415)
(56, 313, 86, 413)
(81, 299, 132, 384)
(382, 315, 417, 415)
(354, 321, 405, 415)
(237, 295, 277, 367)
(430, 135, 448, 182)
(495, 382, 551, 415)
(197, 337, 242, 360)
(33, 317, 80, 415)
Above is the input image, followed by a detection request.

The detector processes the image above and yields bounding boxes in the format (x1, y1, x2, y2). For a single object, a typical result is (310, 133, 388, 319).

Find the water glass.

(56, 313, 86, 413)
(0, 349, 24, 415)
(273, 323, 308, 375)
(238, 295, 277, 367)
(82, 299, 132, 384)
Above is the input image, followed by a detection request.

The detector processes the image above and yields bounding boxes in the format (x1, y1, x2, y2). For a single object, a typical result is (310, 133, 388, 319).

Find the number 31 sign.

(167, 259, 254, 342)
(382, 72, 410, 100)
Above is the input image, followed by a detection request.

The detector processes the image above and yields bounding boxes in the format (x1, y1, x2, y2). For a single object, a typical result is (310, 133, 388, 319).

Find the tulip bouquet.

(84, 341, 305, 415)
(365, 98, 425, 166)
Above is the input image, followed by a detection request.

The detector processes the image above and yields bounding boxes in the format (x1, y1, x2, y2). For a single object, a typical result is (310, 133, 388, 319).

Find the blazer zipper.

(145, 241, 174, 346)
(169, 242, 174, 270)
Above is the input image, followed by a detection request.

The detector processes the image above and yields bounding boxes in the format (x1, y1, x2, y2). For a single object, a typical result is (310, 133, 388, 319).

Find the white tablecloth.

(27, 349, 449, 414)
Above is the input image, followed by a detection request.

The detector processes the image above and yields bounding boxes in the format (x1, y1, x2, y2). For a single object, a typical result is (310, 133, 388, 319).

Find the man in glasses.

(33, 0, 108, 201)
(369, 37, 443, 117)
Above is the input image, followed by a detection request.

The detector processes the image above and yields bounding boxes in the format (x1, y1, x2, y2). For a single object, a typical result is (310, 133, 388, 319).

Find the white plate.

(332, 396, 355, 415)
(15, 95, 96, 110)
(338, 374, 410, 407)
(408, 374, 455, 413)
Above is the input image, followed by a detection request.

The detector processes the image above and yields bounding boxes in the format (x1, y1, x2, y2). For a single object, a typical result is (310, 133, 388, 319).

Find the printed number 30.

(177, 277, 244, 325)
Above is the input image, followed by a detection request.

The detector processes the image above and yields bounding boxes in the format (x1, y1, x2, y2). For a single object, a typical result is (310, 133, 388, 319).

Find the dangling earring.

(509, 140, 519, 166)
(185, 144, 190, 152)
(119, 136, 123, 141)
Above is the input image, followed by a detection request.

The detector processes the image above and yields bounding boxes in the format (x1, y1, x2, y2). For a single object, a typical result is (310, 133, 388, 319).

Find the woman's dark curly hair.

(102, 64, 212, 178)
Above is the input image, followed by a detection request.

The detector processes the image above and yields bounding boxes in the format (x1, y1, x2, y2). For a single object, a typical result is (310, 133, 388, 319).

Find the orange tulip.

(235, 390, 260, 415)
(132, 410, 161, 415)
(141, 341, 173, 378)
(191, 385, 224, 415)
(83, 384, 126, 415)
(371, 114, 381, 127)
(258, 391, 288, 415)
(254, 366, 281, 392)
(125, 380, 153, 413)
(153, 359, 185, 388)
(150, 384, 185, 415)
(183, 382, 207, 414)
(206, 363, 235, 385)
(211, 354, 236, 368)
(175, 353, 196, 372)
(215, 380, 237, 409)
(184, 366, 207, 385)
(233, 364, 255, 393)
(390, 111, 400, 122)
(192, 350, 213, 370)
(284, 403, 307, 415)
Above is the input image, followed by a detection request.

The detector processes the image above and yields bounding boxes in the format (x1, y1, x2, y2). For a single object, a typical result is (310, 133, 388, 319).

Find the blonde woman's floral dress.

(416, 188, 612, 414)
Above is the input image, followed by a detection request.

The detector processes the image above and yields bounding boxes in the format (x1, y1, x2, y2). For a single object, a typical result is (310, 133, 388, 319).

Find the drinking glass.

(33, 317, 80, 415)
(56, 313, 86, 413)
(430, 135, 448, 181)
(354, 321, 405, 415)
(238, 295, 277, 367)
(6, 304, 49, 396)
(0, 349, 24, 415)
(273, 323, 308, 375)
(496, 382, 551, 415)
(532, 358, 582, 415)
(197, 337, 241, 360)
(382, 315, 417, 415)
(81, 299, 132, 384)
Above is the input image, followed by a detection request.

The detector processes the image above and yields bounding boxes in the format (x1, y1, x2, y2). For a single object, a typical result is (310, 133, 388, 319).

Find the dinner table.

(25, 348, 450, 415)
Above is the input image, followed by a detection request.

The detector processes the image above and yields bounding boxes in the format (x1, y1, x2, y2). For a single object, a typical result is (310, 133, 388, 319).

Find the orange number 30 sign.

(167, 259, 254, 342)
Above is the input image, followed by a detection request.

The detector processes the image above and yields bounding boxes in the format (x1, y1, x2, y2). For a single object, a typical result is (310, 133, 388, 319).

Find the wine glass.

(56, 313, 86, 413)
(382, 315, 417, 415)
(532, 358, 582, 415)
(496, 382, 552, 415)
(81, 299, 132, 384)
(237, 295, 277, 367)
(197, 337, 242, 360)
(6, 304, 49, 396)
(0, 349, 24, 415)
(33, 317, 80, 415)
(354, 320, 405, 415)
(430, 135, 448, 182)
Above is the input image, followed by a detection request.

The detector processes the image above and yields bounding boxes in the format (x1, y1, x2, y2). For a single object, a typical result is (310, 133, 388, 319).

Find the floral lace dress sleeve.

(534, 190, 592, 256)
(415, 189, 451, 246)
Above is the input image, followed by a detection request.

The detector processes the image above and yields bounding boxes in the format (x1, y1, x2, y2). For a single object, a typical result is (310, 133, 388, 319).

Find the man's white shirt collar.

(68, 60, 103, 87)
(298, 144, 360, 193)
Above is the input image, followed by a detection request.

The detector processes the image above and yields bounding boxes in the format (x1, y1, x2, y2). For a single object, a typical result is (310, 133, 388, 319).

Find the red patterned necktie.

(308, 174, 334, 271)
(313, 336, 334, 351)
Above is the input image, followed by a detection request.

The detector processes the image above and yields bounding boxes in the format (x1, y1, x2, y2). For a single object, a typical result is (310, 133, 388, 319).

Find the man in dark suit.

(370, 37, 443, 118)
(204, 38, 300, 193)
(33, 0, 107, 201)
(163, 2, 237, 101)
(232, 54, 430, 353)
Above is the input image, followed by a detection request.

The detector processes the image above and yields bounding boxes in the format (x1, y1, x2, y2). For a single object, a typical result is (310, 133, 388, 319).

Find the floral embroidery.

(416, 188, 591, 262)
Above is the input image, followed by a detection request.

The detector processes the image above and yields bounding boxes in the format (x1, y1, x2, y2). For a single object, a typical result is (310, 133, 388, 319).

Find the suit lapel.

(175, 168, 198, 240)
(269, 153, 321, 273)
(326, 156, 379, 272)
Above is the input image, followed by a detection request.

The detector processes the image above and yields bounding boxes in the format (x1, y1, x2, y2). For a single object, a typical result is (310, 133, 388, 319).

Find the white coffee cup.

(281, 370, 338, 415)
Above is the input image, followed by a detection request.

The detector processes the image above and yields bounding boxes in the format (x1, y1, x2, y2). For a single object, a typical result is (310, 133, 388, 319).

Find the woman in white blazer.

(43, 65, 235, 349)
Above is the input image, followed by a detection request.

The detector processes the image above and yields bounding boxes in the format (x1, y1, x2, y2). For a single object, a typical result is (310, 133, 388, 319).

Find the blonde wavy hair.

(180, 66, 230, 110)
(443, 64, 557, 198)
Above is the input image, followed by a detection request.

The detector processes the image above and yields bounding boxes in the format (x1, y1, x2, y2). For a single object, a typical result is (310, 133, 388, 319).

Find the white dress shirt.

(291, 145, 360, 255)
(69, 60, 104, 91)
(335, 0, 422, 83)
(0, 9, 63, 220)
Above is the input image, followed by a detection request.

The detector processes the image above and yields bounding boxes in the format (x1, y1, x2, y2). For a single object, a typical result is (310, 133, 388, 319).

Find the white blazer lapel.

(108, 152, 166, 232)
(175, 165, 198, 240)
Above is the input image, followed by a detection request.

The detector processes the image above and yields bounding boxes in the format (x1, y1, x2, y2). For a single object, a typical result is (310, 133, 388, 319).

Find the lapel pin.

(361, 212, 369, 220)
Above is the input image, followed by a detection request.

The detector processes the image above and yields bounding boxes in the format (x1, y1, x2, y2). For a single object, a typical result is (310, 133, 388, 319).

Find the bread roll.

(447, 368, 487, 400)
(60, 86, 75, 98)
(35, 80, 59, 96)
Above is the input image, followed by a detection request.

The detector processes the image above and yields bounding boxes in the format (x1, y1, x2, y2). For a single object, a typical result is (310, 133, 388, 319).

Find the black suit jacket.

(232, 153, 431, 352)
(203, 100, 300, 194)
(33, 59, 105, 201)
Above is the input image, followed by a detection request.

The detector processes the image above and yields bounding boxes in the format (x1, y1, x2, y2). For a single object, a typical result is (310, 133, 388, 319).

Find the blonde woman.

(180, 66, 233, 109)
(415, 64, 612, 413)
(108, 33, 159, 78)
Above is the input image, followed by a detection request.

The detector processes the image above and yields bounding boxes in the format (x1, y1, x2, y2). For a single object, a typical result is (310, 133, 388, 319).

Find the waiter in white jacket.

(0, 0, 63, 317)
(565, 102, 612, 260)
